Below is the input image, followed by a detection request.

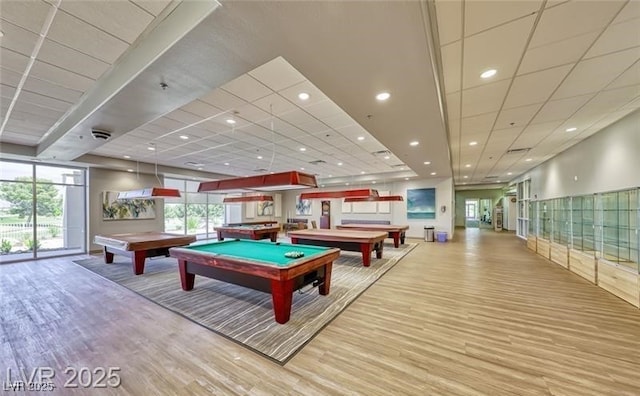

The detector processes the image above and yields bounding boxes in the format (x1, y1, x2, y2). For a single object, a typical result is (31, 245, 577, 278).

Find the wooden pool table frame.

(287, 229, 387, 267)
(336, 224, 410, 248)
(169, 243, 340, 324)
(214, 225, 280, 242)
(94, 232, 196, 275)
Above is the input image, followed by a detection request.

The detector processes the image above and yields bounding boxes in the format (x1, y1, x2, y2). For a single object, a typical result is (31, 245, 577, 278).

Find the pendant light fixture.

(117, 143, 182, 199)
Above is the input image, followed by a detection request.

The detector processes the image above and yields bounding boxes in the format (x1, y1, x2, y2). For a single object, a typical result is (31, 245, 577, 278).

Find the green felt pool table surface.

(185, 239, 332, 266)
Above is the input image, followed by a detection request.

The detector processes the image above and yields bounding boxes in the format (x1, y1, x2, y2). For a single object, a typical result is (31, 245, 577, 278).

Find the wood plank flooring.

(1, 228, 639, 395)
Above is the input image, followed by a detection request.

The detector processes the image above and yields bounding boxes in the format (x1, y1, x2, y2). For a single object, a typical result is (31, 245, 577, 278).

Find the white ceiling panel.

(0, 0, 51, 34)
(0, 68, 22, 88)
(607, 60, 640, 90)
(253, 93, 297, 117)
(221, 75, 273, 103)
(180, 100, 222, 119)
(248, 57, 305, 92)
(529, 1, 626, 48)
(16, 91, 71, 112)
(463, 15, 535, 89)
(518, 32, 597, 75)
(440, 42, 462, 94)
(461, 80, 510, 117)
(46, 11, 129, 64)
(130, 0, 175, 17)
(435, 0, 462, 45)
(28, 61, 94, 92)
(279, 80, 328, 108)
(612, 0, 640, 24)
(585, 18, 640, 59)
(464, 0, 541, 36)
(552, 47, 640, 99)
(23, 77, 83, 104)
(531, 94, 594, 124)
(303, 100, 343, 120)
(0, 49, 29, 74)
(504, 64, 573, 108)
(511, 121, 562, 148)
(446, 92, 461, 121)
(58, 1, 154, 44)
(37, 39, 110, 80)
(460, 112, 497, 135)
(0, 21, 39, 56)
(494, 104, 542, 130)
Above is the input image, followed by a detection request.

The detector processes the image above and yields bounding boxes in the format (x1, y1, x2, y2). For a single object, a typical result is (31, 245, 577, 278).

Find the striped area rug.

(74, 242, 416, 363)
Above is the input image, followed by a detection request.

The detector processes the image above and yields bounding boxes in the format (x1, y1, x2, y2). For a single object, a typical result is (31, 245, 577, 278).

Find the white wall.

(88, 168, 164, 251)
(282, 177, 455, 239)
(513, 110, 640, 199)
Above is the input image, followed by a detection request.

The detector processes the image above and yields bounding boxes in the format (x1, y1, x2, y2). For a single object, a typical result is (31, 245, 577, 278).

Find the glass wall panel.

(540, 200, 551, 239)
(0, 160, 86, 263)
(186, 192, 208, 238)
(552, 197, 570, 244)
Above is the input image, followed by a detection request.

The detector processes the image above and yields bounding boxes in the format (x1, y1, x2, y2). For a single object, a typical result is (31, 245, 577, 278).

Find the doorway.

(479, 198, 493, 229)
(465, 199, 479, 228)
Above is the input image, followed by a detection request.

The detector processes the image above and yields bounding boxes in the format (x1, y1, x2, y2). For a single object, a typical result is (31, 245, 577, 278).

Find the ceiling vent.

(391, 163, 407, 168)
(506, 147, 531, 154)
(185, 161, 204, 167)
(309, 160, 326, 165)
(253, 168, 268, 173)
(484, 175, 499, 179)
(372, 150, 391, 156)
(91, 129, 111, 140)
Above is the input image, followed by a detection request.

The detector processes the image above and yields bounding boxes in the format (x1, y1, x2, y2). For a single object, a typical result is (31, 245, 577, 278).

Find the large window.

(516, 179, 531, 239)
(0, 160, 86, 263)
(163, 178, 224, 240)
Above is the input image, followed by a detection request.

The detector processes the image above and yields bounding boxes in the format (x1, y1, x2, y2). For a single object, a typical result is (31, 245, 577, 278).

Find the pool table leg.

(103, 247, 114, 264)
(319, 262, 332, 295)
(178, 260, 195, 290)
(400, 232, 406, 245)
(270, 233, 277, 242)
(271, 279, 295, 324)
(391, 232, 400, 248)
(133, 251, 147, 275)
(376, 242, 384, 259)
(360, 244, 372, 267)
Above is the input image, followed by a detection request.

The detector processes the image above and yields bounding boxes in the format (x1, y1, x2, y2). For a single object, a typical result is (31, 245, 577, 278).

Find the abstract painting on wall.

(406, 188, 436, 219)
(295, 195, 312, 216)
(102, 191, 156, 220)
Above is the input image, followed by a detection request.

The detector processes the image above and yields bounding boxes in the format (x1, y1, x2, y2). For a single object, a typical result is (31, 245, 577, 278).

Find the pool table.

(214, 224, 280, 242)
(94, 232, 196, 275)
(287, 229, 387, 267)
(336, 224, 410, 248)
(169, 240, 340, 324)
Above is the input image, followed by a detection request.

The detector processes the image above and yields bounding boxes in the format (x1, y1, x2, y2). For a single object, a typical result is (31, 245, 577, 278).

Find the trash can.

(436, 231, 448, 242)
(424, 226, 435, 242)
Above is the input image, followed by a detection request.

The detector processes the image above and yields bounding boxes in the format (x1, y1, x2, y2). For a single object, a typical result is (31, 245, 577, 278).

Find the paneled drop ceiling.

(1, 0, 639, 188)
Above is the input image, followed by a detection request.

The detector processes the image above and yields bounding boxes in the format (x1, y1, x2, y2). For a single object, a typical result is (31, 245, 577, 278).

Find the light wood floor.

(2, 229, 639, 395)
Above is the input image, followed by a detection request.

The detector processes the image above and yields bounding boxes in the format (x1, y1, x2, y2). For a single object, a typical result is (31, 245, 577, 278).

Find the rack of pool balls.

(284, 251, 305, 258)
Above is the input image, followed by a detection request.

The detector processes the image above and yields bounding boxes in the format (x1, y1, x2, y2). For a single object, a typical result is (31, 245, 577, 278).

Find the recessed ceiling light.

(299, 147, 306, 151)
(360, 171, 365, 174)
(224, 162, 229, 166)
(409, 141, 419, 146)
(226, 119, 236, 124)
(300, 167, 305, 170)
(357, 136, 365, 141)
(376, 92, 390, 101)
(270, 172, 274, 174)
(383, 156, 390, 160)
(525, 158, 532, 162)
(328, 174, 333, 178)
(497, 180, 501, 183)
(147, 146, 155, 151)
(507, 172, 513, 175)
(400, 167, 405, 170)
(0, 31, 4, 38)
(298, 92, 310, 100)
(566, 127, 577, 132)
(197, 167, 203, 171)
(423, 161, 431, 165)
(465, 164, 471, 168)
(257, 156, 263, 159)
(463, 175, 468, 179)
(372, 181, 376, 184)
(127, 169, 133, 172)
(469, 141, 478, 146)
(338, 162, 343, 166)
(480, 69, 497, 79)
(345, 182, 350, 186)
(430, 172, 437, 176)
(404, 177, 409, 180)
(179, 135, 189, 140)
(123, 155, 130, 159)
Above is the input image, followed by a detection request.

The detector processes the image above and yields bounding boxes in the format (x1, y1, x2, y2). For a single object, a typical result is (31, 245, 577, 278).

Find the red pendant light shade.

(199, 171, 317, 192)
(117, 187, 181, 200)
(299, 189, 379, 200)
(344, 195, 404, 202)
(222, 195, 274, 203)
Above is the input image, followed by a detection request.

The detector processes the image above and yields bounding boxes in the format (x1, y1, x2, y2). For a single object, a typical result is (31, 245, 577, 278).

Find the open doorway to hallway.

(465, 199, 479, 228)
